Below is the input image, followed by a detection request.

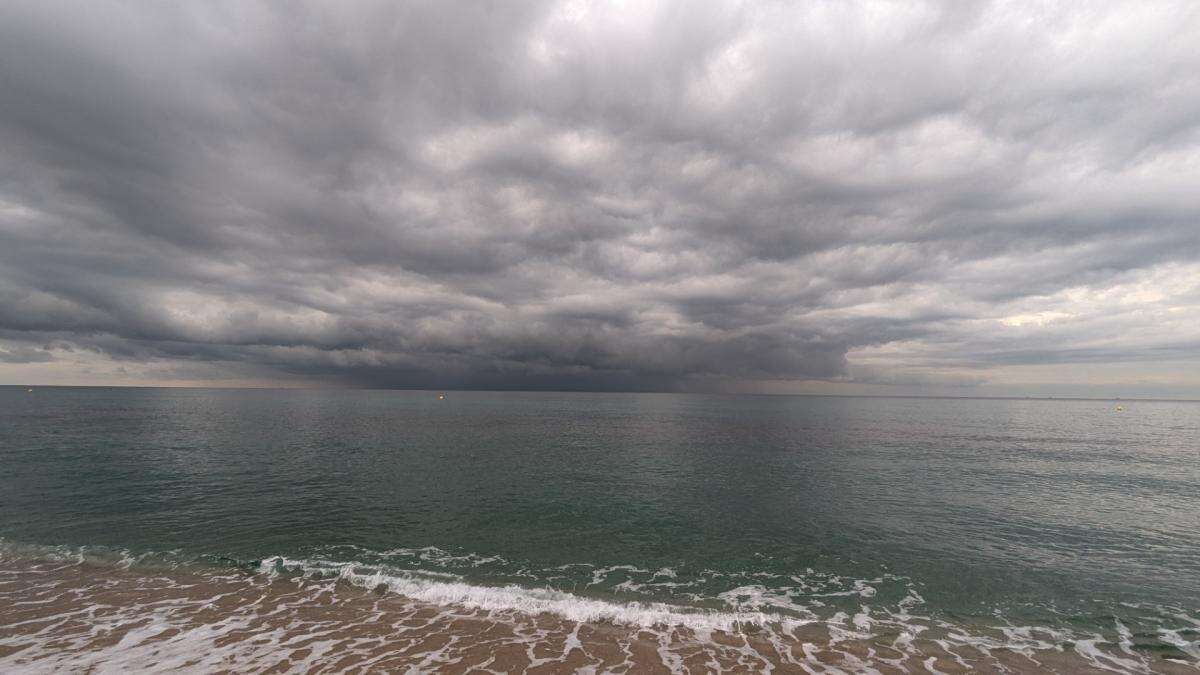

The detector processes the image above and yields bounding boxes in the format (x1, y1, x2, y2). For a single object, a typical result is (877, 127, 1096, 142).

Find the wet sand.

(1, 558, 1195, 673)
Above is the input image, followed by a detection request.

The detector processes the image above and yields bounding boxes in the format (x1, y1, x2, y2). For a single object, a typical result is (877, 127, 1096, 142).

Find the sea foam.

(258, 555, 806, 633)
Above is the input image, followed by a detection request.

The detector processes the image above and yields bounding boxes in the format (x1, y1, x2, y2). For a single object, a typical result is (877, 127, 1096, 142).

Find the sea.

(1, 387, 1197, 673)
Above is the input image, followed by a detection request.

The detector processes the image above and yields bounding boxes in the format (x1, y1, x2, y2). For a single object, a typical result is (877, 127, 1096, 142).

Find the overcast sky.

(1, 1, 1198, 396)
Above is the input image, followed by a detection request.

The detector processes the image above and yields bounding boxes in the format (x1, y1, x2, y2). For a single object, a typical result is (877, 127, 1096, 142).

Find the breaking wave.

(2, 540, 1197, 673)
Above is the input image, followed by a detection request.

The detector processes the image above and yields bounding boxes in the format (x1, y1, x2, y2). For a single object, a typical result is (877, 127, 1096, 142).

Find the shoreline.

(3, 553, 1196, 673)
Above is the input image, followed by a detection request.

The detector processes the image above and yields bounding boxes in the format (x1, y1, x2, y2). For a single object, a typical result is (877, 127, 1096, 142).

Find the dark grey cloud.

(1, 0, 1198, 392)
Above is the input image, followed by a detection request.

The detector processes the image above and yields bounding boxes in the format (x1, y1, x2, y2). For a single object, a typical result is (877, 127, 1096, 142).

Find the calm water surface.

(1, 387, 1198, 671)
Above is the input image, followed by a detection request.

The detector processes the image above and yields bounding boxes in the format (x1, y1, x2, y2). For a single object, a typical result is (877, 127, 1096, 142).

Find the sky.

(1, 1, 1199, 397)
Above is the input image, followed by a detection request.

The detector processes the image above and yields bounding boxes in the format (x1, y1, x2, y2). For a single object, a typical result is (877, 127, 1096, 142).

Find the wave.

(258, 555, 810, 633)
(3, 539, 1198, 673)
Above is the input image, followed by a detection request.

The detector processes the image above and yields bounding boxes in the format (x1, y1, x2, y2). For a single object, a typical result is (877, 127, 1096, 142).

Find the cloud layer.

(2, 1, 1199, 394)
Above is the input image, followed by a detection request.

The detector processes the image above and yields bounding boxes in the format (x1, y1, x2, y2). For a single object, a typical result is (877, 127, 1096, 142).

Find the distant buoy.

(437, 393, 445, 400)
(27, 388, 33, 393)
(1115, 405, 1123, 412)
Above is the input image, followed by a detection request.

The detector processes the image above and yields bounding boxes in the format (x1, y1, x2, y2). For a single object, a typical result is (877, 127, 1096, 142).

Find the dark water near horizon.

(2, 387, 1198, 672)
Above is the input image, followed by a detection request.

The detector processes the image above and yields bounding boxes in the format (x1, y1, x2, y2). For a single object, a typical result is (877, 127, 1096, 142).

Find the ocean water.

(1, 387, 1198, 672)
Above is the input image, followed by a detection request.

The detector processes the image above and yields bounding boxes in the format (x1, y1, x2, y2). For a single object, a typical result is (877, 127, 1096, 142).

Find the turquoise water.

(2, 387, 1198, 664)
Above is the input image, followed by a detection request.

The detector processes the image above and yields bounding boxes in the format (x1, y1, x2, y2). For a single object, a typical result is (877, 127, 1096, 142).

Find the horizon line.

(2, 384, 1197, 403)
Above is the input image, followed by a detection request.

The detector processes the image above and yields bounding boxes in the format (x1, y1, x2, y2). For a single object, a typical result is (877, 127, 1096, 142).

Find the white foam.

(260, 556, 810, 633)
(716, 584, 821, 621)
(5, 541, 1197, 674)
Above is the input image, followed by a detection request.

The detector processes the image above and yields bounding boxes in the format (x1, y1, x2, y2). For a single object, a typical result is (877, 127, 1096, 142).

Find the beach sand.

(2, 557, 1195, 674)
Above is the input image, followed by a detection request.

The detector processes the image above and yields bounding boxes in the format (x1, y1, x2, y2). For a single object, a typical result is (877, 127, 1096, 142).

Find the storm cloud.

(1, 1, 1199, 394)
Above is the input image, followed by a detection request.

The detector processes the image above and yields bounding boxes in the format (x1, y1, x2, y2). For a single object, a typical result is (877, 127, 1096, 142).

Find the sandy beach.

(3, 555, 1194, 674)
